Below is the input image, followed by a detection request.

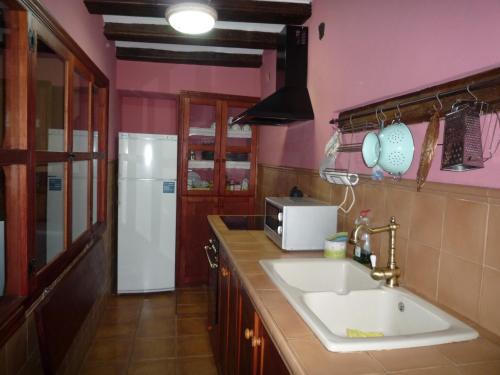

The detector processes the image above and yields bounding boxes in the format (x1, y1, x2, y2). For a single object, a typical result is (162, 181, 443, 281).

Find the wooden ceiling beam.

(105, 23, 279, 49)
(85, 0, 311, 25)
(116, 47, 262, 68)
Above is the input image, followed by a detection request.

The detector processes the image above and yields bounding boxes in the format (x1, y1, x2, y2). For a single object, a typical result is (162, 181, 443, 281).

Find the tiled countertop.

(208, 215, 500, 375)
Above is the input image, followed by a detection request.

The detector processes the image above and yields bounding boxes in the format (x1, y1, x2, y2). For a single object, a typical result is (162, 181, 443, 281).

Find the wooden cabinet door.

(258, 323, 290, 375)
(238, 287, 259, 375)
(177, 196, 218, 286)
(226, 261, 240, 375)
(219, 196, 254, 215)
(217, 251, 231, 374)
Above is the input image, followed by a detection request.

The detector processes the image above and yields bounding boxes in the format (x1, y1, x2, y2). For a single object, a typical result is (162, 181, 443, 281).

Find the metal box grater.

(441, 103, 484, 171)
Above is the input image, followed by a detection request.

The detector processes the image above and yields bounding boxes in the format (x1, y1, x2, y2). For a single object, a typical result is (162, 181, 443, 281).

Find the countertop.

(208, 215, 500, 375)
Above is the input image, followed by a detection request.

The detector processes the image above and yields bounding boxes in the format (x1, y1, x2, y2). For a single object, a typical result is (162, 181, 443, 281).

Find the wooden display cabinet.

(177, 92, 258, 287)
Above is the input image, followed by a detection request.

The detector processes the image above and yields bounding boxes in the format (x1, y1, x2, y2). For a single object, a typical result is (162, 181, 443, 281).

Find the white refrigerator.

(117, 132, 178, 293)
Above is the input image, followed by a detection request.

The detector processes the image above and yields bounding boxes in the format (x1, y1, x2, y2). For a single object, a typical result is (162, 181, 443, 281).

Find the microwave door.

(265, 203, 281, 232)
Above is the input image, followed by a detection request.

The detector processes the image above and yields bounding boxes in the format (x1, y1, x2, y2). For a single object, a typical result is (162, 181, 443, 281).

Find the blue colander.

(377, 122, 414, 175)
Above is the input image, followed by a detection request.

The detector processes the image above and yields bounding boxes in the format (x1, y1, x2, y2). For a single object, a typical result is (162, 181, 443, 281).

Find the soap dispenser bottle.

(353, 210, 372, 265)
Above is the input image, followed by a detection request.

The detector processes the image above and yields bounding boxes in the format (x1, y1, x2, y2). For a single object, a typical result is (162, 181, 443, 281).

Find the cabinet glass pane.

(92, 159, 98, 224)
(227, 106, 252, 149)
(187, 160, 214, 192)
(72, 72, 89, 152)
(189, 103, 216, 146)
(225, 152, 251, 192)
(92, 85, 99, 152)
(35, 39, 66, 152)
(35, 163, 65, 268)
(72, 161, 88, 240)
(0, 168, 5, 295)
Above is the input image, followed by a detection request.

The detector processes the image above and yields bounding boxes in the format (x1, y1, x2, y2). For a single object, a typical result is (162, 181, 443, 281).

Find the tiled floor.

(79, 288, 217, 375)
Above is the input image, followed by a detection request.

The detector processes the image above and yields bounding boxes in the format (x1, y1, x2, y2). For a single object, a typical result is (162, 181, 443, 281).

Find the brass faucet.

(349, 216, 401, 287)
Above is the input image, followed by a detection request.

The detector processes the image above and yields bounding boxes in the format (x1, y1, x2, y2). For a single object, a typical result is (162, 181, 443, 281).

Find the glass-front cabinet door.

(182, 96, 220, 195)
(220, 101, 257, 196)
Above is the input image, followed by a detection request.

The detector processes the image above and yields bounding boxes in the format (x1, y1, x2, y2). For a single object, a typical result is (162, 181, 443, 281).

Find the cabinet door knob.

(251, 337, 262, 347)
(244, 328, 254, 340)
(221, 267, 229, 277)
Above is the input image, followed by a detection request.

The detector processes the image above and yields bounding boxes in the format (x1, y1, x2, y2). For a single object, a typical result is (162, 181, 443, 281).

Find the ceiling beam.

(116, 47, 262, 68)
(85, 0, 311, 25)
(105, 23, 279, 49)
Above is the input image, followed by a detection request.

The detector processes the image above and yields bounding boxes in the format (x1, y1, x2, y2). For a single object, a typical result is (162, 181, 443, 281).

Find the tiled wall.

(257, 164, 500, 338)
(0, 160, 118, 375)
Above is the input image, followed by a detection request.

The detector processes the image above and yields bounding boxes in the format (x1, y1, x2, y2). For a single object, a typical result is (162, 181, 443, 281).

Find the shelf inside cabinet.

(227, 129, 252, 139)
(189, 127, 215, 137)
(226, 161, 251, 170)
(188, 160, 214, 169)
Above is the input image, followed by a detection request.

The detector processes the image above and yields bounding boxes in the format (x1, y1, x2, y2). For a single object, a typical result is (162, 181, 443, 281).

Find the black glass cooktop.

(220, 215, 265, 230)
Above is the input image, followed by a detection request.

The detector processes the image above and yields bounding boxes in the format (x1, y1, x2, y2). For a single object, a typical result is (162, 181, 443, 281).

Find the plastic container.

(324, 232, 348, 259)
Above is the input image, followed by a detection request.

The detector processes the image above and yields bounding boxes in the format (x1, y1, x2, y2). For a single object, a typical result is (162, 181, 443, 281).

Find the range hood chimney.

(232, 25, 314, 126)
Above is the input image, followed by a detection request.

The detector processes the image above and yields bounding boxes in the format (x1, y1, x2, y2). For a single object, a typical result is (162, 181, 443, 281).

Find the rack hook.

(433, 92, 443, 112)
(379, 106, 387, 129)
(466, 85, 478, 102)
(349, 114, 355, 133)
(395, 103, 402, 122)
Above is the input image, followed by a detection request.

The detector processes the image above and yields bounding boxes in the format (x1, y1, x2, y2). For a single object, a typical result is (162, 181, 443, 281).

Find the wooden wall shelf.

(331, 66, 500, 133)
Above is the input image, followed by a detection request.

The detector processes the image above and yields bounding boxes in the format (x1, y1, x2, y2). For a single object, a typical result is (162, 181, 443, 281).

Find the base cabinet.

(178, 197, 218, 286)
(209, 244, 289, 375)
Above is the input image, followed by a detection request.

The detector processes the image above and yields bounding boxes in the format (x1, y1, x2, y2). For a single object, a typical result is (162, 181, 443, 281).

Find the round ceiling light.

(166, 2, 217, 35)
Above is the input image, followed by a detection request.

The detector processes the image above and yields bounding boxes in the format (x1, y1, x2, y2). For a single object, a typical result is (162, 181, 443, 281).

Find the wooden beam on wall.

(116, 47, 262, 68)
(335, 66, 500, 133)
(105, 23, 279, 49)
(85, 0, 311, 25)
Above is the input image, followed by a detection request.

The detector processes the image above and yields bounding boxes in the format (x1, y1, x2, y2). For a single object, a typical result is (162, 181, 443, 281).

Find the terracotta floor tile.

(128, 359, 176, 375)
(105, 295, 144, 310)
(176, 356, 217, 375)
(131, 337, 176, 361)
(142, 293, 176, 309)
(136, 318, 176, 338)
(458, 360, 500, 375)
(85, 338, 132, 362)
(176, 302, 208, 317)
(177, 318, 209, 336)
(437, 338, 500, 364)
(177, 286, 208, 294)
(94, 322, 136, 339)
(370, 347, 451, 372)
(100, 306, 141, 325)
(79, 360, 128, 375)
(176, 291, 208, 305)
(177, 335, 212, 358)
(140, 304, 176, 320)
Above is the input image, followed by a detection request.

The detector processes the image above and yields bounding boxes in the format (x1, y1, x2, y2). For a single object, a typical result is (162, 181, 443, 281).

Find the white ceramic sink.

(260, 258, 478, 352)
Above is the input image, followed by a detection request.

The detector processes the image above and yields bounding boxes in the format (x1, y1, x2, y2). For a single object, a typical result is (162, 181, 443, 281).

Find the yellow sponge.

(346, 328, 384, 338)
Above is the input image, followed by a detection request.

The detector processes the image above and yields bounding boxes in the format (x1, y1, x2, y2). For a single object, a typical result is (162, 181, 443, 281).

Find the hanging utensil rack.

(331, 66, 500, 133)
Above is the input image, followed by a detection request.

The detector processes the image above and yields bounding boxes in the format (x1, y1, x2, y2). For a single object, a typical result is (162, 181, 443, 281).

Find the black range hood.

(232, 25, 314, 126)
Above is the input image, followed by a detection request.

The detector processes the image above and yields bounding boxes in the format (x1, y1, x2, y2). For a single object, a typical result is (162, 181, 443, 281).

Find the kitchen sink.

(263, 258, 381, 293)
(260, 258, 478, 352)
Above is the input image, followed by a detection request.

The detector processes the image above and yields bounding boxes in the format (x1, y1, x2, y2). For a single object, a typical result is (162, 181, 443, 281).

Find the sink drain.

(398, 302, 405, 312)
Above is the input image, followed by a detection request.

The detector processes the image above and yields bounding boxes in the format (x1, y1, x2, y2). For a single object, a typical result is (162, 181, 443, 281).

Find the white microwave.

(264, 197, 338, 251)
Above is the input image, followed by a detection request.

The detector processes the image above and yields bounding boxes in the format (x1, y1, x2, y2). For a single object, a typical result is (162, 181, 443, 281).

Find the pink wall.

(258, 0, 500, 188)
(40, 0, 118, 159)
(120, 96, 177, 135)
(117, 60, 260, 98)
